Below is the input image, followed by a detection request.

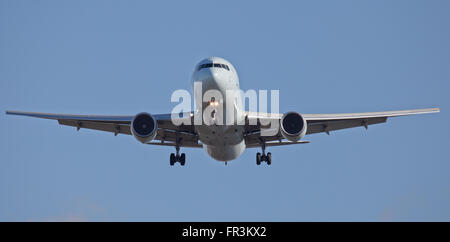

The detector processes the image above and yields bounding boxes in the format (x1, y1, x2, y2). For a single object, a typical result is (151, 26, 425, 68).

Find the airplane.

(6, 57, 440, 166)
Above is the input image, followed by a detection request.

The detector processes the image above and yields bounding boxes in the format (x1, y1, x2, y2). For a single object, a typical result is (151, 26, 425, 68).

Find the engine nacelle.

(280, 112, 307, 142)
(131, 112, 158, 143)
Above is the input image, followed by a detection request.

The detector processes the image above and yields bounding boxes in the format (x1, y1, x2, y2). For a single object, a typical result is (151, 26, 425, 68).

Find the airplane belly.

(196, 124, 244, 145)
(203, 140, 246, 162)
(197, 124, 246, 161)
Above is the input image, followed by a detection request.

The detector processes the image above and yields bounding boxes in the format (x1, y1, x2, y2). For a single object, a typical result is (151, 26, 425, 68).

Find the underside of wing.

(304, 108, 439, 135)
(244, 108, 439, 147)
(306, 117, 387, 135)
(6, 107, 439, 149)
(6, 110, 201, 148)
(246, 140, 309, 148)
(146, 141, 202, 148)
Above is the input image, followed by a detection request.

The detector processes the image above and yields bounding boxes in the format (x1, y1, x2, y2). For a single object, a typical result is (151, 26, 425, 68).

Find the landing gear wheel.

(256, 152, 262, 165)
(266, 152, 272, 165)
(170, 153, 176, 166)
(180, 153, 186, 166)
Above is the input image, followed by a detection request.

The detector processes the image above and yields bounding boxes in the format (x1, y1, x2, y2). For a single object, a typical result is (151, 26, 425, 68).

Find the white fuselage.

(191, 57, 246, 161)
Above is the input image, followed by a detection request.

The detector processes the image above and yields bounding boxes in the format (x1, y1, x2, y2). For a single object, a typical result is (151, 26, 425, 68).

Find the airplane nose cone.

(198, 68, 223, 90)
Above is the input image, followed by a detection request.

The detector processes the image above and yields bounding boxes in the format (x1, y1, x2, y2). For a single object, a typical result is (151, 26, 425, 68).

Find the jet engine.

(131, 112, 158, 143)
(280, 112, 307, 142)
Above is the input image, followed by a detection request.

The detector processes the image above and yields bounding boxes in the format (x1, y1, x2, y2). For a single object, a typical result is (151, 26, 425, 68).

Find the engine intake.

(131, 112, 157, 143)
(280, 112, 307, 142)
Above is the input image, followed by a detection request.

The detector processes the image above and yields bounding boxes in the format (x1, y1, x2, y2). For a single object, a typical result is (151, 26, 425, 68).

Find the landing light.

(209, 101, 220, 106)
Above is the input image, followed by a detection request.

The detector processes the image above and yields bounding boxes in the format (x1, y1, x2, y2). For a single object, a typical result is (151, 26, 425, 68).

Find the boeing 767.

(6, 57, 440, 166)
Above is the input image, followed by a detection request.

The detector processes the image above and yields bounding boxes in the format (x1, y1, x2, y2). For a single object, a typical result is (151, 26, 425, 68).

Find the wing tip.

(422, 107, 440, 114)
(5, 110, 27, 116)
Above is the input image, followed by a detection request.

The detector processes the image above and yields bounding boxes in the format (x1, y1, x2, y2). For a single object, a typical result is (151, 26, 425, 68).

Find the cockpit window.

(198, 63, 230, 71)
(198, 63, 212, 71)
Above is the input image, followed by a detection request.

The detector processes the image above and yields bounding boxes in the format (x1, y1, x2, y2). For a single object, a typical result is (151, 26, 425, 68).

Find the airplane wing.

(244, 108, 440, 146)
(5, 110, 201, 148)
(6, 108, 440, 149)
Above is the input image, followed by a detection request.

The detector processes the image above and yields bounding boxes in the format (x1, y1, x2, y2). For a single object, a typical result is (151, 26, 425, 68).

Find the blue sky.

(1, 0, 449, 221)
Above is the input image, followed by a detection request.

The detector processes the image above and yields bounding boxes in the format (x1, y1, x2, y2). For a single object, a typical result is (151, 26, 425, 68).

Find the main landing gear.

(256, 140, 271, 166)
(170, 152, 185, 166)
(170, 134, 185, 166)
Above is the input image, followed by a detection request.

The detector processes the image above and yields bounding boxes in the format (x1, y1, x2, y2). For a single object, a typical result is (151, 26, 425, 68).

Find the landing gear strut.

(256, 139, 271, 165)
(170, 133, 185, 166)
